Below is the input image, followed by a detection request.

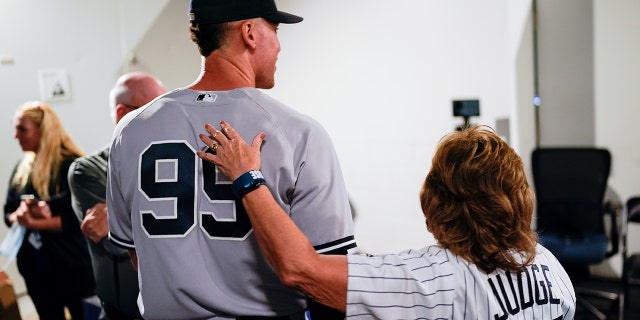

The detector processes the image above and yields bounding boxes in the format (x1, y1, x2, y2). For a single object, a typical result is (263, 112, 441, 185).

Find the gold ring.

(210, 143, 219, 151)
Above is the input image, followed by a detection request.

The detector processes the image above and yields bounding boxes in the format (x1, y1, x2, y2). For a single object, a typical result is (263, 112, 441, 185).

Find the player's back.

(346, 244, 576, 319)
(107, 88, 355, 319)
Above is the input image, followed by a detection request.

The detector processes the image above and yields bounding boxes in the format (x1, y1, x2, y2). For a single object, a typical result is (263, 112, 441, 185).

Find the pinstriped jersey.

(346, 244, 575, 319)
(107, 88, 356, 319)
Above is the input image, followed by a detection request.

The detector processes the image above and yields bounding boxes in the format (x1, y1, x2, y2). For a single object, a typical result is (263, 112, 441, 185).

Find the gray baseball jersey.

(107, 88, 356, 319)
(346, 244, 575, 319)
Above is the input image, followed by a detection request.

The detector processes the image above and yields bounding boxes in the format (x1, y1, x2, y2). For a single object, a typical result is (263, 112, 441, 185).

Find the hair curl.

(12, 101, 84, 199)
(420, 126, 538, 273)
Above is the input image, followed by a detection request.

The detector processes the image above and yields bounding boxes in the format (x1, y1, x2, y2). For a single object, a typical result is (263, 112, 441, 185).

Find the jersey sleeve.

(107, 137, 135, 250)
(346, 249, 456, 318)
(288, 125, 356, 254)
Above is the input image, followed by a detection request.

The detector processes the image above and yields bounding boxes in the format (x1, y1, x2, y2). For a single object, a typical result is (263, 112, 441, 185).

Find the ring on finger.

(210, 143, 219, 151)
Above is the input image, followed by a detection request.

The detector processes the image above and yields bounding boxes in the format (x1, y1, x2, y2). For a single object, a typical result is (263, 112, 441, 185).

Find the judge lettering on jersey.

(106, 0, 356, 319)
(197, 122, 577, 319)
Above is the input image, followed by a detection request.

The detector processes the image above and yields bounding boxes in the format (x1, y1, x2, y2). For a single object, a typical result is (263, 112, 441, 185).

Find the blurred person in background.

(4, 101, 95, 320)
(69, 72, 167, 320)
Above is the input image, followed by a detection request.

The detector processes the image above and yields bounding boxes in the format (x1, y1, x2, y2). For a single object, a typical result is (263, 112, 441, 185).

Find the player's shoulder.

(154, 87, 199, 106)
(108, 90, 178, 149)
(399, 246, 460, 268)
(347, 245, 467, 285)
(349, 245, 458, 270)
(402, 246, 478, 278)
(240, 88, 323, 128)
(112, 89, 180, 133)
(533, 243, 566, 268)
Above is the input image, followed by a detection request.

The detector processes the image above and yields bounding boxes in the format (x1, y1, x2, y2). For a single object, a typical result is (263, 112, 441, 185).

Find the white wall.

(538, 0, 595, 146)
(513, 6, 537, 193)
(267, 0, 523, 254)
(594, 0, 640, 275)
(594, 0, 640, 210)
(0, 0, 168, 294)
(117, 0, 202, 90)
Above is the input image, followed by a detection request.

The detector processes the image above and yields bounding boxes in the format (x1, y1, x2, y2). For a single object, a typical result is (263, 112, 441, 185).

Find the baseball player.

(197, 123, 577, 319)
(106, 0, 355, 319)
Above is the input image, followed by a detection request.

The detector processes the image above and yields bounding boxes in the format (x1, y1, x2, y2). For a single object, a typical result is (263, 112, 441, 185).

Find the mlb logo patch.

(195, 93, 217, 102)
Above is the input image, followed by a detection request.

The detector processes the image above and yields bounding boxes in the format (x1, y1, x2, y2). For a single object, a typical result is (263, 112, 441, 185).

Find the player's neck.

(187, 54, 255, 91)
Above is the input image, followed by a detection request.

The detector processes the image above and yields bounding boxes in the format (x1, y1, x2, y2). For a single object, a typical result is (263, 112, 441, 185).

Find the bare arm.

(197, 121, 348, 312)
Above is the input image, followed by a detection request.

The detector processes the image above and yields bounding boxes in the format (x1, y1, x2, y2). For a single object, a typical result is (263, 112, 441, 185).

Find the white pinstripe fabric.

(347, 244, 575, 319)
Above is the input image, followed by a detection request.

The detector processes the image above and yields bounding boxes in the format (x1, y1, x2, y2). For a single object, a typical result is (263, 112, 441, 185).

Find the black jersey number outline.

(139, 141, 252, 240)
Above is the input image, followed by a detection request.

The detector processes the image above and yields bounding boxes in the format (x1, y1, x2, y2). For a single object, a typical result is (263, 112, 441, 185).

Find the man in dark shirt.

(68, 72, 166, 319)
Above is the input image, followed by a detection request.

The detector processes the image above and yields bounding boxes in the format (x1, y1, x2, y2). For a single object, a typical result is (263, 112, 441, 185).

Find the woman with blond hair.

(196, 122, 576, 319)
(4, 101, 95, 319)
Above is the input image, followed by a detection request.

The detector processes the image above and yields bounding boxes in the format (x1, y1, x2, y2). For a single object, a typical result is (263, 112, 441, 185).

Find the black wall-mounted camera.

(453, 99, 479, 130)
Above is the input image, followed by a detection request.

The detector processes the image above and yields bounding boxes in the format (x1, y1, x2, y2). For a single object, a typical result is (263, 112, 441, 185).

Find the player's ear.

(241, 20, 257, 50)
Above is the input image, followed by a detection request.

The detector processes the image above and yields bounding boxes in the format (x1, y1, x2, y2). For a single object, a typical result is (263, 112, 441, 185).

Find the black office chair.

(623, 196, 640, 306)
(532, 148, 623, 320)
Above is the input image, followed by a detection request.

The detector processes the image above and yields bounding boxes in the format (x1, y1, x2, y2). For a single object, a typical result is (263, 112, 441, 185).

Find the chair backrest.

(531, 148, 611, 239)
(627, 197, 640, 224)
(624, 196, 640, 264)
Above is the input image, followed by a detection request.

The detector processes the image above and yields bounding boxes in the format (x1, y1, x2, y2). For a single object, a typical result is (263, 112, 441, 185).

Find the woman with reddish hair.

(197, 122, 576, 319)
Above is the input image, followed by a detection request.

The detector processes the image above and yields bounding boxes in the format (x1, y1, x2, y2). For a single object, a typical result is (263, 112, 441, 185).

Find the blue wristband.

(232, 170, 266, 198)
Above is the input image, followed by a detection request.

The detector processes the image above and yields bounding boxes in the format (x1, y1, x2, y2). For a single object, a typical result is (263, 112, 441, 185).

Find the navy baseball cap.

(189, 0, 303, 25)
